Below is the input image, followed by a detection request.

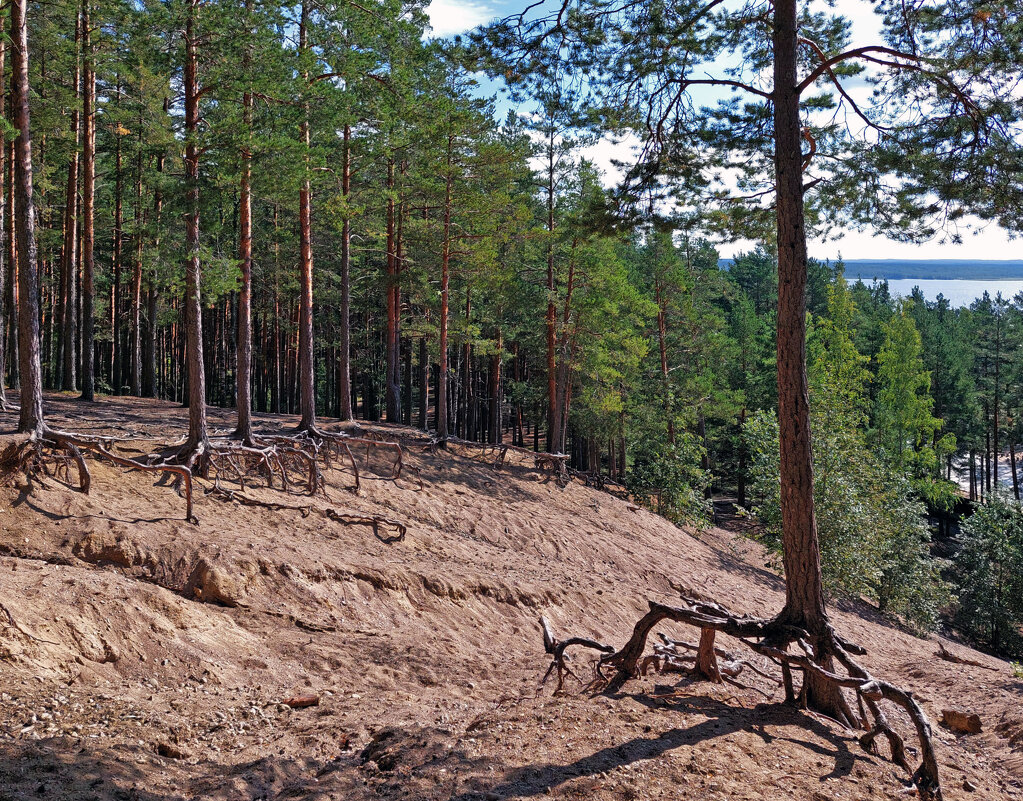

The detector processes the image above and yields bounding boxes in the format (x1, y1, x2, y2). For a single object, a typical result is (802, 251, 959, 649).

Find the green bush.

(953, 493, 1023, 657)
(627, 433, 711, 526)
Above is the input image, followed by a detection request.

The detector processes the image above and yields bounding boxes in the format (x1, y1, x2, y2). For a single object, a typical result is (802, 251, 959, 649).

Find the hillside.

(1, 395, 1021, 801)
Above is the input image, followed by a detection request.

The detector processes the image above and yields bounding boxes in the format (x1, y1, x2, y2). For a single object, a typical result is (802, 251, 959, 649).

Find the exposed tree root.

(206, 484, 407, 543)
(440, 437, 510, 469)
(534, 453, 570, 487)
(0, 601, 60, 646)
(1, 419, 425, 527)
(538, 595, 943, 800)
(935, 641, 998, 671)
(0, 430, 195, 521)
(539, 615, 615, 692)
(205, 438, 322, 496)
(343, 434, 420, 487)
(268, 427, 423, 492)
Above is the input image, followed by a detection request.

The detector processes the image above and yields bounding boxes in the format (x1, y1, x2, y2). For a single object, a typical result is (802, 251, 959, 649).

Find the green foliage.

(627, 434, 711, 526)
(954, 494, 1023, 657)
(873, 302, 959, 511)
(743, 277, 949, 628)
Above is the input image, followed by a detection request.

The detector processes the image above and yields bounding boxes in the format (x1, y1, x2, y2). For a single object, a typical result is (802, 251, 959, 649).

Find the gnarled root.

(534, 453, 570, 487)
(539, 616, 615, 693)
(540, 596, 943, 800)
(0, 429, 195, 522)
(208, 485, 406, 543)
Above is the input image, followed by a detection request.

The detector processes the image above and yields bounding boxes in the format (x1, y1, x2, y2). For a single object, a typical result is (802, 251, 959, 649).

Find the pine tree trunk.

(737, 407, 748, 507)
(655, 279, 674, 443)
(0, 35, 8, 409)
(296, 0, 316, 431)
(773, 0, 848, 724)
(56, 16, 81, 392)
(994, 353, 1000, 491)
(143, 149, 164, 398)
(79, 0, 96, 402)
(7, 128, 19, 393)
(418, 336, 429, 431)
(111, 81, 123, 394)
(11, 0, 44, 433)
(182, 0, 208, 449)
(385, 156, 401, 423)
(337, 124, 353, 421)
(545, 132, 558, 452)
(129, 115, 143, 396)
(437, 143, 452, 442)
(489, 330, 502, 445)
(1010, 438, 1019, 501)
(60, 100, 80, 392)
(233, 77, 254, 441)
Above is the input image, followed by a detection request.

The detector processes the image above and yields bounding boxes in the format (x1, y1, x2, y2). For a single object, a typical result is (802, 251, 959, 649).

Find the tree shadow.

(0, 735, 362, 801)
(447, 692, 872, 801)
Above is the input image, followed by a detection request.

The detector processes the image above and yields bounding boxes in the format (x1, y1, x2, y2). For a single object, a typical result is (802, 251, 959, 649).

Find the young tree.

(955, 493, 1023, 656)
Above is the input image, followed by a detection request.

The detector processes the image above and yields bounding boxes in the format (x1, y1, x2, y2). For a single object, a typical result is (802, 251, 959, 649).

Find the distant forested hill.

(718, 258, 1023, 280)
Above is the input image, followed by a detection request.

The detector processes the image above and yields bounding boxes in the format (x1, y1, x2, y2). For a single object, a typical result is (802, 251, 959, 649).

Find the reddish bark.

(182, 0, 209, 450)
(234, 76, 254, 442)
(80, 0, 96, 402)
(338, 124, 353, 421)
(385, 157, 401, 423)
(437, 137, 453, 441)
(58, 13, 81, 391)
(296, 0, 316, 432)
(11, 0, 44, 433)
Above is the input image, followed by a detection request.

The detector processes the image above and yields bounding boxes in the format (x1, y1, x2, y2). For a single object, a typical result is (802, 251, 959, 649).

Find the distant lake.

(857, 279, 1023, 307)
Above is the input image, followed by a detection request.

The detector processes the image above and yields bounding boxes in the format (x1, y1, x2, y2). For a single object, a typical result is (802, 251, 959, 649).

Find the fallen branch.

(936, 641, 998, 672)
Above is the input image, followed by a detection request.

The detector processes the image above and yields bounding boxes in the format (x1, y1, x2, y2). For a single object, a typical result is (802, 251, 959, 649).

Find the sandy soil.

(1, 393, 1021, 801)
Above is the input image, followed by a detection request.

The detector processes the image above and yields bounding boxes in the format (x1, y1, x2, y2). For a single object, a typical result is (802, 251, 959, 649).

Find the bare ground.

(1, 393, 1021, 801)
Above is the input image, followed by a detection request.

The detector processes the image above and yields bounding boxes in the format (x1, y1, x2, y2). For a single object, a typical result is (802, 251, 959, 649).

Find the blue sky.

(425, 0, 1020, 263)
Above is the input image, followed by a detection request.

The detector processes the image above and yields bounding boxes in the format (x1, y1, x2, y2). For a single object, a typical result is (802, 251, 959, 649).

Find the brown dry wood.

(282, 695, 319, 709)
(542, 595, 943, 800)
(936, 641, 998, 672)
(207, 486, 406, 543)
(539, 616, 615, 692)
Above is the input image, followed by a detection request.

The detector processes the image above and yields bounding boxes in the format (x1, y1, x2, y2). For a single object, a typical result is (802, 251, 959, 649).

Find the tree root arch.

(0, 430, 195, 521)
(539, 596, 943, 800)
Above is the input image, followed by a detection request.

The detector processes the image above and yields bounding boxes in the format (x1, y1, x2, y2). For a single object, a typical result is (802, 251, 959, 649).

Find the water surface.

(853, 279, 1023, 307)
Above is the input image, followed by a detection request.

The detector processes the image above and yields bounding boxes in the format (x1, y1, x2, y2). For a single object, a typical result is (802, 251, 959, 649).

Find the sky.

(424, 0, 1021, 262)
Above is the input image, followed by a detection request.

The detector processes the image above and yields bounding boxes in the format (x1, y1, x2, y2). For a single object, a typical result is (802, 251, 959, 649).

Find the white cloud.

(579, 135, 641, 187)
(426, 0, 495, 38)
(718, 224, 1021, 262)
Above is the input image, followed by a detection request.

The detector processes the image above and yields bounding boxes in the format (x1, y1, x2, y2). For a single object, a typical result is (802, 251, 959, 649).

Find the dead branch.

(935, 641, 998, 671)
(539, 616, 615, 692)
